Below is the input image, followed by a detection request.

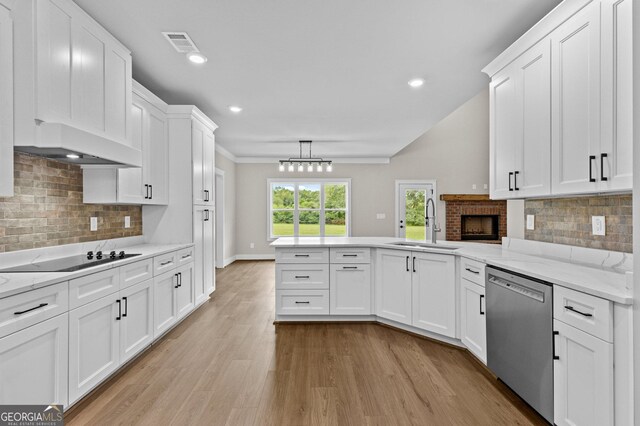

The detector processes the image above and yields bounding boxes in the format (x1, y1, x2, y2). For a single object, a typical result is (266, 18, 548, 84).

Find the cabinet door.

(375, 249, 412, 325)
(489, 69, 518, 199)
(104, 45, 131, 144)
(69, 296, 120, 404)
(551, 2, 601, 195)
(193, 206, 213, 305)
(192, 120, 206, 205)
(146, 104, 168, 204)
(204, 209, 215, 296)
(0, 4, 13, 197)
(411, 252, 456, 337)
(153, 270, 178, 338)
(515, 39, 552, 197)
(553, 319, 613, 426)
(460, 279, 486, 363)
(600, 0, 633, 191)
(120, 279, 154, 364)
(203, 128, 215, 205)
(0, 314, 68, 407)
(330, 264, 372, 315)
(176, 263, 195, 320)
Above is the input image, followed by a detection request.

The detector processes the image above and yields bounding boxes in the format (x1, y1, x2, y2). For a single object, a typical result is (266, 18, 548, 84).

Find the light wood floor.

(65, 260, 547, 425)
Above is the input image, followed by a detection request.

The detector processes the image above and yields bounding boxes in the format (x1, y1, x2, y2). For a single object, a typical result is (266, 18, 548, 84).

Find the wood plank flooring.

(65, 260, 547, 425)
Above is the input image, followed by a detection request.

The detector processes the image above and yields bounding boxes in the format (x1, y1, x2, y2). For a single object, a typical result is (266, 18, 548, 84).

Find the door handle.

(204, 190, 210, 202)
(116, 300, 121, 320)
(600, 153, 608, 181)
(553, 331, 560, 360)
(204, 209, 210, 221)
(405, 256, 409, 272)
(513, 171, 519, 191)
(174, 274, 179, 289)
(144, 184, 149, 199)
(122, 297, 128, 317)
(412, 256, 416, 273)
(149, 185, 153, 199)
(589, 155, 596, 182)
(508, 172, 514, 191)
(178, 272, 182, 287)
(479, 294, 485, 315)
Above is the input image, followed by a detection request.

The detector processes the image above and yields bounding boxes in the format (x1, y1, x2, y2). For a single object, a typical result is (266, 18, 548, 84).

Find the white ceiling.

(75, 0, 561, 159)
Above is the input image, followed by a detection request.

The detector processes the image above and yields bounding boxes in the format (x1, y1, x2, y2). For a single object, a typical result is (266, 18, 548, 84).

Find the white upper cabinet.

(12, 0, 139, 166)
(192, 118, 215, 206)
(485, 0, 632, 198)
(0, 3, 12, 197)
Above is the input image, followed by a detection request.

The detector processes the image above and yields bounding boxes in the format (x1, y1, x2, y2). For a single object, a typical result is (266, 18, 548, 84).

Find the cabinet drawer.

(119, 259, 153, 289)
(553, 285, 612, 342)
(69, 269, 120, 309)
(275, 248, 329, 264)
(276, 264, 329, 290)
(0, 282, 69, 339)
(461, 257, 486, 286)
(176, 247, 195, 266)
(330, 247, 371, 264)
(276, 290, 329, 315)
(154, 252, 178, 275)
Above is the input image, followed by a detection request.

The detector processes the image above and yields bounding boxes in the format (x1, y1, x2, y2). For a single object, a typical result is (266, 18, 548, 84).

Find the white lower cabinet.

(68, 295, 121, 404)
(154, 262, 195, 337)
(460, 279, 486, 363)
(193, 206, 214, 305)
(330, 264, 371, 315)
(176, 263, 195, 320)
(553, 319, 614, 426)
(411, 252, 455, 337)
(0, 314, 68, 407)
(120, 279, 154, 364)
(375, 249, 413, 325)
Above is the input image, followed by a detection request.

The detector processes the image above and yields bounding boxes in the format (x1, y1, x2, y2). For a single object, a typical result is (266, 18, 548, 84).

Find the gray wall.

(235, 88, 491, 256)
(215, 152, 237, 262)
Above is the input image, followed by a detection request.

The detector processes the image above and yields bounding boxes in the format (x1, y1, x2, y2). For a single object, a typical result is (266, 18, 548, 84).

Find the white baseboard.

(235, 254, 276, 261)
(219, 256, 236, 268)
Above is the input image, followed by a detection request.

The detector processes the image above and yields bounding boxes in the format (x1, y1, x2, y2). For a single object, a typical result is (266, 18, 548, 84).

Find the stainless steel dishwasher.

(486, 266, 554, 424)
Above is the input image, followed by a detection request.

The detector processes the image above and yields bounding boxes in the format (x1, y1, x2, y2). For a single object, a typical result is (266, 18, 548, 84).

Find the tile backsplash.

(0, 152, 142, 253)
(524, 195, 632, 253)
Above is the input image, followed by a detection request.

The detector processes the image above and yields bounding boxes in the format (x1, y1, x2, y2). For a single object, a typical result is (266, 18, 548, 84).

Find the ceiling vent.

(162, 32, 199, 53)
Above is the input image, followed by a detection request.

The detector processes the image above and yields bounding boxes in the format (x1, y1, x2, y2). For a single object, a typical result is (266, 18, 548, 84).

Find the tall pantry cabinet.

(143, 106, 217, 304)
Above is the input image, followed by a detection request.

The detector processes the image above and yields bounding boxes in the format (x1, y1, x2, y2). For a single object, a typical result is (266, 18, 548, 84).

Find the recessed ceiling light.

(66, 154, 80, 159)
(186, 52, 207, 64)
(229, 106, 243, 113)
(408, 78, 425, 88)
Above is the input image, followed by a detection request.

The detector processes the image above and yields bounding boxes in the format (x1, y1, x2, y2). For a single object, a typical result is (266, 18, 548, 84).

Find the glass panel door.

(397, 183, 433, 240)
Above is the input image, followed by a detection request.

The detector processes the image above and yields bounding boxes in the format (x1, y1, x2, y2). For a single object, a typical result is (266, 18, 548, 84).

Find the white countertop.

(271, 237, 633, 305)
(0, 243, 193, 299)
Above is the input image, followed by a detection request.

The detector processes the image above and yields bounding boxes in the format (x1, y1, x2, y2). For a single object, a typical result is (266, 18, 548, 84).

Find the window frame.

(268, 178, 351, 240)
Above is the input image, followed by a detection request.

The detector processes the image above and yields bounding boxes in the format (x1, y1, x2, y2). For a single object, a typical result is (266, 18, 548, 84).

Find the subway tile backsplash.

(524, 195, 632, 253)
(0, 152, 142, 253)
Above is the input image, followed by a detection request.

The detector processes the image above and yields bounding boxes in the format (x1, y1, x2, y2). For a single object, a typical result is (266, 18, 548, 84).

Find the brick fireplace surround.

(441, 194, 507, 243)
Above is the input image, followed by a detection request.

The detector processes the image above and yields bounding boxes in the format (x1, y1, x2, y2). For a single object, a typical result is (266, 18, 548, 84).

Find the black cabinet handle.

(553, 331, 560, 360)
(589, 155, 596, 182)
(160, 260, 173, 266)
(174, 274, 179, 289)
(342, 266, 358, 270)
(295, 301, 310, 304)
(116, 300, 121, 320)
(508, 172, 514, 191)
(204, 190, 210, 202)
(406, 256, 409, 272)
(178, 272, 182, 287)
(412, 256, 416, 273)
(295, 275, 310, 279)
(204, 209, 210, 221)
(465, 267, 480, 274)
(14, 303, 48, 315)
(479, 294, 485, 315)
(514, 171, 519, 190)
(600, 153, 608, 181)
(149, 185, 153, 199)
(564, 305, 593, 317)
(122, 297, 128, 317)
(144, 184, 149, 199)
(342, 254, 358, 257)
(294, 254, 310, 257)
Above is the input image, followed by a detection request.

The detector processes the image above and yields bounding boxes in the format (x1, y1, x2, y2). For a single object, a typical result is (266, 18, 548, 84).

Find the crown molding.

(215, 145, 238, 162)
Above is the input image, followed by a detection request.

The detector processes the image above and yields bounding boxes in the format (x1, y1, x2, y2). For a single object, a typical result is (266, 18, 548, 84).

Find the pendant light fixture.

(278, 141, 332, 172)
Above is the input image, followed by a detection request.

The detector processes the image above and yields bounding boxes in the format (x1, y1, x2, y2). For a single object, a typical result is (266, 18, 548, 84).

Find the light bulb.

(297, 163, 304, 172)
(307, 163, 314, 172)
(316, 163, 323, 172)
(279, 163, 285, 172)
(326, 163, 333, 172)
(287, 163, 294, 172)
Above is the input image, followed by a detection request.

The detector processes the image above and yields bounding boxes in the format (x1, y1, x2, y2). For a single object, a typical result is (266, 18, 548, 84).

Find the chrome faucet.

(425, 198, 441, 244)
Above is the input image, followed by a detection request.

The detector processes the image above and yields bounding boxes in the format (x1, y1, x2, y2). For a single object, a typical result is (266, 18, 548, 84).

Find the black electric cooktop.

(0, 251, 141, 273)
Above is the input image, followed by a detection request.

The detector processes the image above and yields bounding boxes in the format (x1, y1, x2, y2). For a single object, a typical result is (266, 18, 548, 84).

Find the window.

(269, 179, 350, 239)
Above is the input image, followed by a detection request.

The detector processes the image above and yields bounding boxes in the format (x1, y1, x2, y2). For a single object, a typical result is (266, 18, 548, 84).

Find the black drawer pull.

(295, 301, 310, 304)
(294, 254, 310, 257)
(181, 254, 191, 259)
(160, 260, 173, 266)
(465, 268, 480, 274)
(14, 303, 48, 315)
(564, 305, 593, 317)
(342, 254, 358, 257)
(553, 331, 560, 360)
(295, 275, 310, 279)
(343, 266, 358, 270)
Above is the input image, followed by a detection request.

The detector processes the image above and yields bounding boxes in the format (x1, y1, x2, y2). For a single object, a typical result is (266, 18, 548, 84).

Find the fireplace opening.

(461, 215, 499, 241)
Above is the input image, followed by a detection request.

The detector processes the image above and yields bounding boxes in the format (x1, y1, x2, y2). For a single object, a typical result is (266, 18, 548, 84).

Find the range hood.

(14, 122, 142, 167)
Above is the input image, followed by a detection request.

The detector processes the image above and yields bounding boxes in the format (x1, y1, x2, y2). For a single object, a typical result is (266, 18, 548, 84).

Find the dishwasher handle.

(487, 275, 545, 303)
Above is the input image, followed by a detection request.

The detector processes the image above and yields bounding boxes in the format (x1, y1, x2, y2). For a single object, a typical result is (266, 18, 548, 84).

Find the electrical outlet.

(592, 216, 606, 236)
(250, 243, 255, 249)
(124, 216, 131, 228)
(483, 183, 488, 189)
(90, 217, 98, 231)
(472, 184, 477, 190)
(376, 213, 386, 220)
(526, 215, 535, 230)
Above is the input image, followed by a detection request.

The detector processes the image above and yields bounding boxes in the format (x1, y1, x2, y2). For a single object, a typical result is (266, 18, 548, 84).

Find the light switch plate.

(472, 184, 477, 190)
(376, 213, 386, 220)
(90, 217, 98, 231)
(526, 215, 535, 230)
(124, 216, 131, 228)
(250, 243, 255, 249)
(592, 216, 606, 236)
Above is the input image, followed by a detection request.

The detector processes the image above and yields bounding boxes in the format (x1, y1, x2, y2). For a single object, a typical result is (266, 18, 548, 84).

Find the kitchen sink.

(388, 242, 459, 251)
